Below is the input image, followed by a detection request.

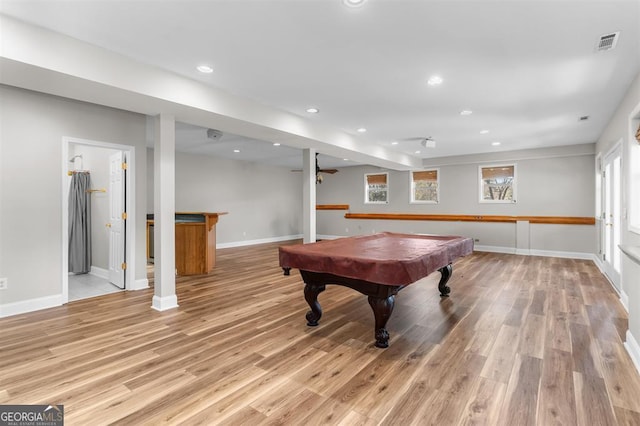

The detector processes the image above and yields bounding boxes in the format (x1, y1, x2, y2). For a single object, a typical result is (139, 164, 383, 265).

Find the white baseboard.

(130, 278, 149, 291)
(625, 330, 640, 376)
(316, 234, 342, 240)
(151, 295, 178, 311)
(90, 266, 109, 280)
(474, 245, 516, 254)
(0, 294, 62, 318)
(528, 249, 594, 260)
(217, 234, 303, 249)
(620, 291, 629, 312)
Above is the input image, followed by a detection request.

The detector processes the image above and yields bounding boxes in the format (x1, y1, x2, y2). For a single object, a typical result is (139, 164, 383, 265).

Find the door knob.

(106, 223, 112, 228)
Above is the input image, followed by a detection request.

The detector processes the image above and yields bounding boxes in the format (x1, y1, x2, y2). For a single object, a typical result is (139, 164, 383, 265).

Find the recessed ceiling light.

(391, 141, 399, 145)
(273, 143, 281, 146)
(479, 129, 490, 134)
(357, 128, 367, 133)
(491, 141, 501, 146)
(343, 0, 366, 7)
(343, 158, 349, 161)
(460, 110, 473, 116)
(306, 107, 319, 114)
(415, 150, 421, 154)
(233, 149, 240, 153)
(427, 76, 443, 86)
(196, 65, 213, 73)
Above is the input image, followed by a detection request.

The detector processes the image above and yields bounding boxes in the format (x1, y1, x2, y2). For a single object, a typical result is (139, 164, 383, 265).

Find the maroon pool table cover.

(279, 232, 474, 286)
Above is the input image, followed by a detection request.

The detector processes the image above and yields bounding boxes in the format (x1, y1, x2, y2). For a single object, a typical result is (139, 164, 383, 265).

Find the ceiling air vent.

(596, 32, 619, 52)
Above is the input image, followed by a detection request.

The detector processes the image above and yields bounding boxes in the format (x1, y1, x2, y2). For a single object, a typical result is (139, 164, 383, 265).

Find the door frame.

(601, 140, 622, 290)
(61, 137, 136, 303)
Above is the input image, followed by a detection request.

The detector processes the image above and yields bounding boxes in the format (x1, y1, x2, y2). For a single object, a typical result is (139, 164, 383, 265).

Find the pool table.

(279, 232, 474, 348)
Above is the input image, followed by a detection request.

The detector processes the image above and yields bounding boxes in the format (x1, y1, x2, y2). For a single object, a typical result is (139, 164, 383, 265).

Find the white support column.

(152, 113, 178, 311)
(302, 148, 316, 243)
(516, 220, 530, 256)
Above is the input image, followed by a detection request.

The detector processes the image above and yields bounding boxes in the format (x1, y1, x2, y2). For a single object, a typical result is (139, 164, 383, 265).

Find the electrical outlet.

(0, 277, 7, 290)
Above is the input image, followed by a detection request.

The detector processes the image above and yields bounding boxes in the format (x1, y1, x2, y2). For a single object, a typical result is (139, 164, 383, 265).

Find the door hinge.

(122, 162, 128, 170)
(603, 254, 606, 261)
(122, 262, 127, 270)
(122, 212, 127, 220)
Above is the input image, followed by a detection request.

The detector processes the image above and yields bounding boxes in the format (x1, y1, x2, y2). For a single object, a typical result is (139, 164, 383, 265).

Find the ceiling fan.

(291, 153, 338, 184)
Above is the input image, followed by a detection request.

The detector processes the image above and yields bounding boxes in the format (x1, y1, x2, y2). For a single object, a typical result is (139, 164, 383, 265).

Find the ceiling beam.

(0, 15, 422, 171)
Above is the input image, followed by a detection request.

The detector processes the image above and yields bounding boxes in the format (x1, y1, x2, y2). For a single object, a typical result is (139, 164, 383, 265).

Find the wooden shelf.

(316, 204, 350, 210)
(344, 213, 595, 225)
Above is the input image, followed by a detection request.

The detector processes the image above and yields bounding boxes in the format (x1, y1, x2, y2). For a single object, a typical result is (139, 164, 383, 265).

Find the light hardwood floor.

(2, 241, 640, 425)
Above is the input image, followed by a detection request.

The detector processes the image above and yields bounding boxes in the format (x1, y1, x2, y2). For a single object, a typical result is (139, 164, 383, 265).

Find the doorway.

(602, 142, 622, 290)
(62, 137, 135, 303)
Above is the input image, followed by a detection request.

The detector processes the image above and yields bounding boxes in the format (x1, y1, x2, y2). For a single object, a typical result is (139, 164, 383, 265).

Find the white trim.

(593, 253, 606, 274)
(591, 254, 628, 312)
(625, 330, 640, 376)
(620, 290, 629, 312)
(216, 234, 303, 249)
(316, 234, 342, 240)
(409, 168, 439, 204)
(89, 266, 109, 280)
(364, 172, 389, 204)
(131, 278, 150, 291)
(528, 249, 594, 260)
(515, 248, 530, 256)
(62, 137, 136, 304)
(0, 294, 62, 318)
(151, 295, 179, 311)
(478, 162, 517, 204)
(473, 245, 516, 254)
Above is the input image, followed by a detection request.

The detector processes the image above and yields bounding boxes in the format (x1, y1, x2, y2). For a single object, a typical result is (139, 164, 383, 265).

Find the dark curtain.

(69, 172, 91, 273)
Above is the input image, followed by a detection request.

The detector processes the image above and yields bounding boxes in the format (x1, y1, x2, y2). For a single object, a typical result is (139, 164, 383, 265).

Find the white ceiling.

(1, 0, 639, 170)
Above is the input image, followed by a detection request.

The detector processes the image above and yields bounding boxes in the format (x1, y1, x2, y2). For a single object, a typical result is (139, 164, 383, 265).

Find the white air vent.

(596, 32, 619, 52)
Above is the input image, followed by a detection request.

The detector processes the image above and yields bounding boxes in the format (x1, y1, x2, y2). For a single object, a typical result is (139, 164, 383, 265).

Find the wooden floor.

(2, 241, 640, 425)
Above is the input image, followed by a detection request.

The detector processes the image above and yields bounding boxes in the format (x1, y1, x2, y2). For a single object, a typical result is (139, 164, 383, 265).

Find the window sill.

(620, 245, 640, 266)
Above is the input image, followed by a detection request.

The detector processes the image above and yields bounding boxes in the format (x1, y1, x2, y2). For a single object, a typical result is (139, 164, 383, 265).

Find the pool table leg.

(304, 283, 326, 326)
(438, 263, 452, 297)
(368, 295, 395, 348)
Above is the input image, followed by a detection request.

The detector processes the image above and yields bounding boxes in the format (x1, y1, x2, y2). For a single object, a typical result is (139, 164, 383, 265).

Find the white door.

(602, 145, 621, 290)
(108, 151, 126, 288)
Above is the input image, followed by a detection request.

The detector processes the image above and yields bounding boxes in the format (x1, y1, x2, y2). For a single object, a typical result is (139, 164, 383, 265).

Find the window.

(479, 164, 516, 203)
(365, 173, 388, 203)
(410, 169, 439, 203)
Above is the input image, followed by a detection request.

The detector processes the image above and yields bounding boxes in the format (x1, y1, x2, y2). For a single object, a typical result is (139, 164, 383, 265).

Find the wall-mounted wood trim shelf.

(316, 204, 350, 210)
(344, 213, 595, 225)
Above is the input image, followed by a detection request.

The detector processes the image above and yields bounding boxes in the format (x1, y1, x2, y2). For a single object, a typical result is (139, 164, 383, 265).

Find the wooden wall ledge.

(344, 213, 595, 225)
(317, 204, 350, 210)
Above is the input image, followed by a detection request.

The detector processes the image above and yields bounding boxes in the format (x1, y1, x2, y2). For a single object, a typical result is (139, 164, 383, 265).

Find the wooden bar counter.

(147, 212, 227, 276)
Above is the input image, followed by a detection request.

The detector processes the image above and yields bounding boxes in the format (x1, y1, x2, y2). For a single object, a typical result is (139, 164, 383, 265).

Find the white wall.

(317, 145, 596, 255)
(147, 149, 303, 245)
(595, 70, 640, 359)
(0, 85, 147, 308)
